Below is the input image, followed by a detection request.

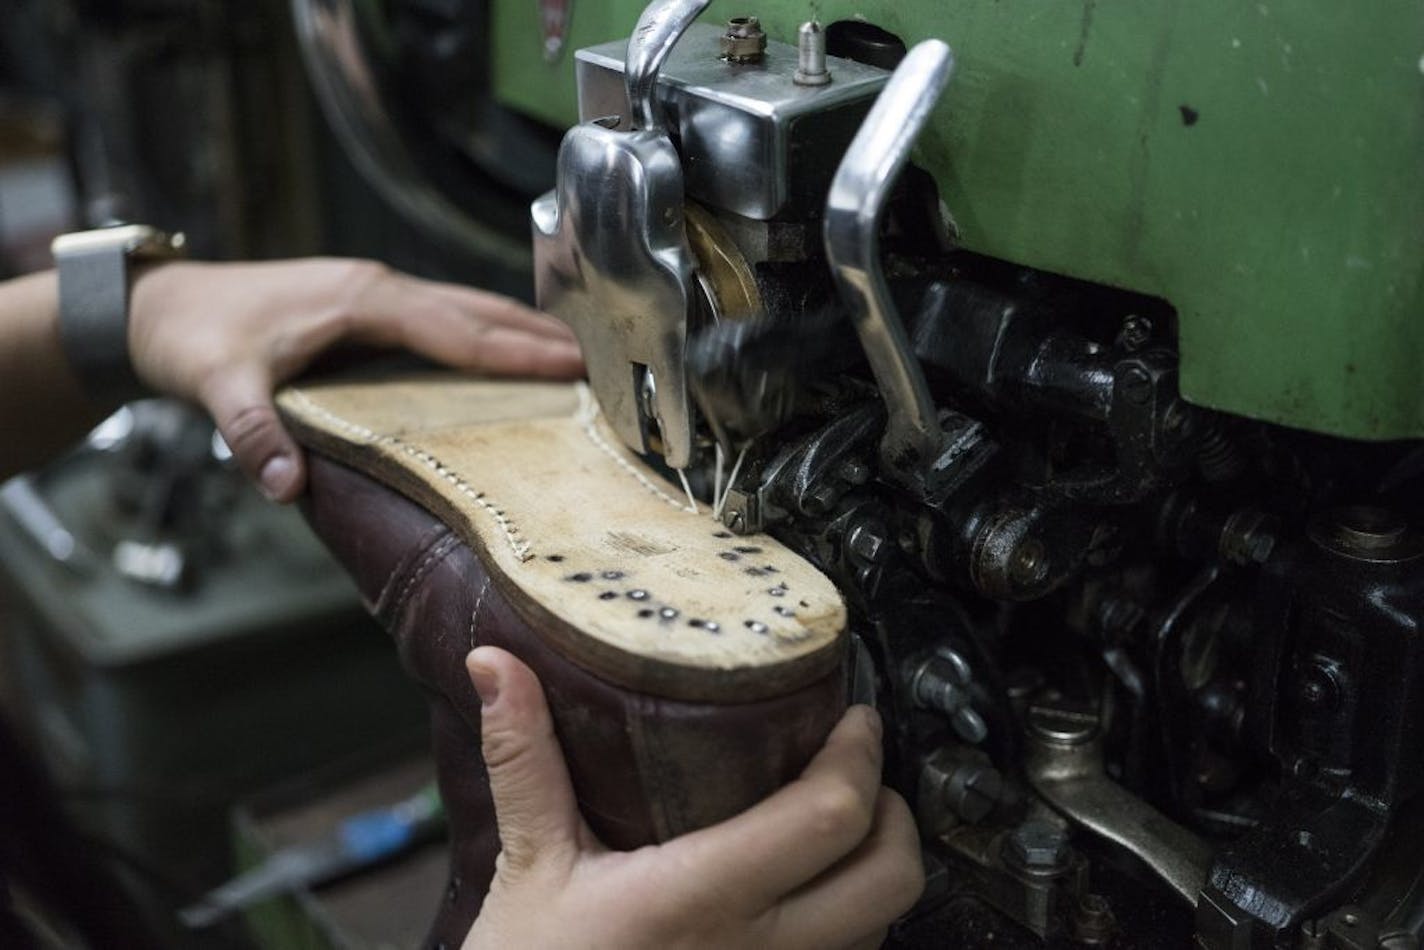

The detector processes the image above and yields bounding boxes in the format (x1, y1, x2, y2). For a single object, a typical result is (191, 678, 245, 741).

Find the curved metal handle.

(626, 0, 711, 132)
(824, 40, 955, 472)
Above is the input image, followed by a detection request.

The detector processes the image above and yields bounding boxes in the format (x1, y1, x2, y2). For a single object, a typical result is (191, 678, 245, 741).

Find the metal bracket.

(531, 0, 708, 469)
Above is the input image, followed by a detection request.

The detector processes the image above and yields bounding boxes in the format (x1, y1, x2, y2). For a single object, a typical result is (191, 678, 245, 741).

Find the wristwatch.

(52, 224, 187, 404)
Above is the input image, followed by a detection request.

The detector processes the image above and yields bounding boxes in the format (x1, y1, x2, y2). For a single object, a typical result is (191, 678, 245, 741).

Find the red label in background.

(540, 0, 571, 61)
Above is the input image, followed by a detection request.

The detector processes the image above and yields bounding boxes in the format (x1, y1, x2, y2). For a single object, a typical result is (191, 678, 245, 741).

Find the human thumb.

(201, 367, 306, 503)
(466, 647, 584, 873)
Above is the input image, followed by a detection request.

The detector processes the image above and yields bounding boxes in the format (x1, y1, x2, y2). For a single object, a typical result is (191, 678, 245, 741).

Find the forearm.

(0, 270, 110, 479)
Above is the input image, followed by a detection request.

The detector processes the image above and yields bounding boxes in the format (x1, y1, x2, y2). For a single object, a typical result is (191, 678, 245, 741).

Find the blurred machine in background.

(0, 1, 505, 947)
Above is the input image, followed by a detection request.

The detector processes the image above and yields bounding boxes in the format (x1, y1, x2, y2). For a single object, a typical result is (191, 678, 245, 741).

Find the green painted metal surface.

(494, 1, 1424, 440)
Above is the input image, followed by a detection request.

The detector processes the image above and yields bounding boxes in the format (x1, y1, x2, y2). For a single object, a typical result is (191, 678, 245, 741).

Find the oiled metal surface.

(1026, 724, 1213, 906)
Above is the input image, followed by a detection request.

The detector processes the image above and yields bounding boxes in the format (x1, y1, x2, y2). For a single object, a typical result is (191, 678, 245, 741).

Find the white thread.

(286, 390, 533, 561)
(717, 444, 748, 518)
(676, 468, 699, 515)
(574, 384, 697, 514)
(712, 442, 726, 520)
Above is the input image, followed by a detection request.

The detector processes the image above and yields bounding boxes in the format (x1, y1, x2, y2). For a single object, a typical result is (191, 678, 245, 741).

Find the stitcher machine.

(297, 0, 1424, 946)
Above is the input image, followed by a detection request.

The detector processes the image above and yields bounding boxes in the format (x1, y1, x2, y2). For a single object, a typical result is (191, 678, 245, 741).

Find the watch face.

(52, 225, 184, 258)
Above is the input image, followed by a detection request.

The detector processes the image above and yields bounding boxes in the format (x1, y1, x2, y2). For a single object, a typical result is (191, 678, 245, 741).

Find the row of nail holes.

(545, 530, 813, 639)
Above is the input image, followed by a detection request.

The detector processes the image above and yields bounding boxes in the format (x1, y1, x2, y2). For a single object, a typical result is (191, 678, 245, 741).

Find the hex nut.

(721, 17, 767, 62)
(1003, 819, 1071, 871)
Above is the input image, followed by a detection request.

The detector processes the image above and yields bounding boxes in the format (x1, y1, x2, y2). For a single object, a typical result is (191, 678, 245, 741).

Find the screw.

(1220, 509, 1278, 566)
(918, 752, 1003, 829)
(906, 652, 987, 744)
(1003, 819, 1070, 872)
(1296, 659, 1341, 713)
(1073, 893, 1116, 945)
(1009, 538, 1049, 585)
(847, 521, 889, 564)
(1117, 315, 1153, 352)
(794, 20, 832, 85)
(949, 764, 1002, 822)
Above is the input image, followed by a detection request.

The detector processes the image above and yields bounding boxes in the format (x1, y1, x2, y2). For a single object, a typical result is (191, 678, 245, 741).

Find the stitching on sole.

(574, 384, 696, 515)
(287, 389, 533, 562)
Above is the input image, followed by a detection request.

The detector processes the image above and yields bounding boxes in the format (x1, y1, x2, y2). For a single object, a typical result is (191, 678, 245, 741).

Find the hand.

(128, 258, 583, 502)
(462, 647, 925, 950)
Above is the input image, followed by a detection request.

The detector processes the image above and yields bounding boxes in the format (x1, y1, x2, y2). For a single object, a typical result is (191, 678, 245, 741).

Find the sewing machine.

(298, 1, 1424, 946)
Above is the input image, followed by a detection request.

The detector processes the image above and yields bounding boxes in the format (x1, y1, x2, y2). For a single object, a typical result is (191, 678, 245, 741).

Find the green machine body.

(492, 0, 1423, 441)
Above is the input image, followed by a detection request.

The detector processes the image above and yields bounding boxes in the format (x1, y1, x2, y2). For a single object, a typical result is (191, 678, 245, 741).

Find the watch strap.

(52, 225, 185, 405)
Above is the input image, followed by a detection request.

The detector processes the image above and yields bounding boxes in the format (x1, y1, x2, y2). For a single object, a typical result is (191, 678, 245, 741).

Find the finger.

(767, 789, 924, 950)
(200, 367, 306, 503)
(466, 647, 586, 875)
(406, 321, 585, 378)
(661, 705, 885, 905)
(342, 286, 584, 378)
(354, 270, 577, 343)
(426, 284, 579, 342)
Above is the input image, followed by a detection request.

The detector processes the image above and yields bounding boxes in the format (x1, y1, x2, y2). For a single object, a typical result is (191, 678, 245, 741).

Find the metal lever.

(1025, 701, 1212, 906)
(824, 41, 954, 480)
(531, 0, 708, 469)
(627, 0, 709, 132)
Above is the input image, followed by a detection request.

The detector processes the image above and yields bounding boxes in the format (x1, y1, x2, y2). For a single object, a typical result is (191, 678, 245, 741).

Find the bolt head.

(1004, 819, 1071, 871)
(1117, 315, 1153, 352)
(721, 17, 767, 61)
(1296, 661, 1341, 712)
(847, 522, 889, 564)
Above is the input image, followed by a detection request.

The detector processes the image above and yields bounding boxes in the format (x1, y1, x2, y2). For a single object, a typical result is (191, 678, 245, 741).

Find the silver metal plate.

(577, 23, 888, 220)
(532, 121, 697, 468)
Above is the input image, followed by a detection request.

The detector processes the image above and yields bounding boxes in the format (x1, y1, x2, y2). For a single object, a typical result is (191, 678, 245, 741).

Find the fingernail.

(468, 656, 500, 708)
(258, 454, 296, 500)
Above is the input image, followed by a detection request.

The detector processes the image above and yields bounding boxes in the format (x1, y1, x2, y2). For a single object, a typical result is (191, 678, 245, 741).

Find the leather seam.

(371, 520, 452, 614)
(386, 533, 461, 626)
(469, 575, 491, 650)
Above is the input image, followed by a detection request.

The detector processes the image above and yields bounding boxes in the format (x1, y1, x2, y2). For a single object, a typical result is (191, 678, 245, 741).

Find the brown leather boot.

(288, 375, 848, 948)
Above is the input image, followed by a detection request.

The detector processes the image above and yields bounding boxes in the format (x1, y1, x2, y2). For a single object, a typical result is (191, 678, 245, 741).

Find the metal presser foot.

(530, 0, 709, 471)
